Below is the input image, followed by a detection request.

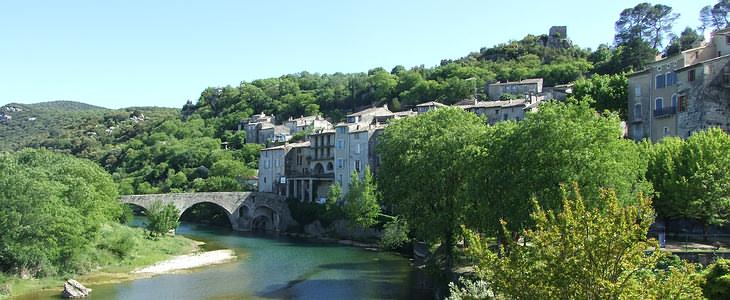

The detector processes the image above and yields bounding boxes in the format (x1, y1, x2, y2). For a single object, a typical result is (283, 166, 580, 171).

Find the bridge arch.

(180, 201, 235, 228)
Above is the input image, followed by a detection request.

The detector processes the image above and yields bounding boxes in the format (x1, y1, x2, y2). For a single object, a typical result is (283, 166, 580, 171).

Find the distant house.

(415, 101, 446, 114)
(487, 78, 543, 100)
(458, 95, 542, 125)
(284, 115, 332, 134)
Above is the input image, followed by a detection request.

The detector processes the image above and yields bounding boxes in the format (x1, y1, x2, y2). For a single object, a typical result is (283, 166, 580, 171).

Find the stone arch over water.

(120, 192, 293, 232)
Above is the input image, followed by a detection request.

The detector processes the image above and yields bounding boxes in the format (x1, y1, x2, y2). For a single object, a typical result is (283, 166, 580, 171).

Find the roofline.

(675, 54, 730, 72)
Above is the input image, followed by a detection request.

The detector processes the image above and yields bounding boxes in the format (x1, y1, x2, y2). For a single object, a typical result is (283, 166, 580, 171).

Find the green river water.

(15, 221, 421, 300)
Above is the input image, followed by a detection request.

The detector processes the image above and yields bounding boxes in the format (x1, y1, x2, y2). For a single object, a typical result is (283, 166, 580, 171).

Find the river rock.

(303, 220, 326, 237)
(61, 279, 92, 298)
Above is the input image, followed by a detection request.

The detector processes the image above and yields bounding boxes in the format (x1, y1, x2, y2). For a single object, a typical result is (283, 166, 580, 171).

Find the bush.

(703, 259, 730, 300)
(146, 201, 180, 237)
(98, 224, 138, 258)
(380, 217, 410, 250)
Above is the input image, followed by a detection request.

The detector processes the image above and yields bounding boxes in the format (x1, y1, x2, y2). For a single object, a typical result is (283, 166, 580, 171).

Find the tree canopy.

(0, 149, 124, 277)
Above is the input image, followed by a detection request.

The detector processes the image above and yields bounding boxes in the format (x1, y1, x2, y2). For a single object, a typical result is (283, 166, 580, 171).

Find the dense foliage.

(343, 167, 380, 228)
(378, 107, 488, 270)
(570, 73, 628, 119)
(703, 258, 730, 300)
(648, 128, 730, 228)
(469, 101, 650, 235)
(146, 201, 181, 237)
(456, 185, 703, 299)
(0, 149, 124, 277)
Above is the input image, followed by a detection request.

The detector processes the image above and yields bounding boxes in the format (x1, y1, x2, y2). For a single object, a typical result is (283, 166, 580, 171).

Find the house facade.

(628, 29, 730, 142)
(487, 78, 543, 100)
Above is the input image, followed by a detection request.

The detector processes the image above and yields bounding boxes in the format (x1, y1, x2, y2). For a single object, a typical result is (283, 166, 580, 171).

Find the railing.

(654, 106, 677, 117)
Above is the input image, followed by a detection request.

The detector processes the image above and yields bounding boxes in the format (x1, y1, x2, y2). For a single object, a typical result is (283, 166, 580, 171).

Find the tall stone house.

(487, 78, 543, 100)
(628, 28, 730, 142)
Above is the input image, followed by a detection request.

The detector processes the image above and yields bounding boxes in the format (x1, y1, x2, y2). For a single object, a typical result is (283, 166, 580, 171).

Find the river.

(16, 221, 420, 300)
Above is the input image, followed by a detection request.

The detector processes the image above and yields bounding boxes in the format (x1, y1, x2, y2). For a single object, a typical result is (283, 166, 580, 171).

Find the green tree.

(343, 167, 380, 228)
(702, 258, 730, 300)
(380, 217, 410, 250)
(615, 3, 680, 49)
(570, 73, 628, 119)
(378, 107, 488, 271)
(460, 185, 703, 299)
(146, 201, 180, 237)
(647, 128, 730, 231)
(470, 101, 651, 236)
(0, 149, 123, 276)
(700, 1, 730, 32)
(665, 27, 702, 56)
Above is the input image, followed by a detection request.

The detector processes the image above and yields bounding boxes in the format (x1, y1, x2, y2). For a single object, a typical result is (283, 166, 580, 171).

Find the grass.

(0, 223, 198, 299)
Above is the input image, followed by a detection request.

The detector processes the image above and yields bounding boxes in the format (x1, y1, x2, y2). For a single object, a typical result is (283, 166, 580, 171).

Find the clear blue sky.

(0, 1, 710, 109)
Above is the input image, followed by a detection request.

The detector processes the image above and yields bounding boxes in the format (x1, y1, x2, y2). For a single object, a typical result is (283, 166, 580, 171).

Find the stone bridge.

(120, 192, 294, 232)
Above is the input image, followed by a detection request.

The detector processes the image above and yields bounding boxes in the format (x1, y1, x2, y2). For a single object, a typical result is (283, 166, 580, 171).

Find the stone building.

(285, 129, 335, 203)
(487, 78, 543, 100)
(458, 94, 542, 125)
(628, 28, 730, 141)
(258, 143, 291, 195)
(285, 115, 332, 134)
(415, 101, 446, 114)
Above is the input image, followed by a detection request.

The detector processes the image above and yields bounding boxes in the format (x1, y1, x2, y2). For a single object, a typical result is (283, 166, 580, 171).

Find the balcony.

(653, 106, 676, 118)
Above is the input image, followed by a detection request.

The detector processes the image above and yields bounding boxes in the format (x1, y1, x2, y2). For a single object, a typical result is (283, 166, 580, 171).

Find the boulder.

(62, 279, 92, 298)
(303, 220, 326, 237)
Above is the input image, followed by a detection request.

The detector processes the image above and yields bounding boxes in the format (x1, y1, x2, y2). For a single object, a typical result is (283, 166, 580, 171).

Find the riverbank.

(133, 249, 236, 275)
(0, 224, 217, 299)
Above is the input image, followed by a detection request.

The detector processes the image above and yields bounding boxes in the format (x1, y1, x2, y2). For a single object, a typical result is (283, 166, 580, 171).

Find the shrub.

(146, 201, 180, 237)
(703, 258, 730, 300)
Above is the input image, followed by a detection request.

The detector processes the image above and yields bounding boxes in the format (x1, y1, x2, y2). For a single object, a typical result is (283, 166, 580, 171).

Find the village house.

(628, 28, 730, 142)
(284, 115, 332, 134)
(487, 78, 543, 100)
(458, 94, 542, 125)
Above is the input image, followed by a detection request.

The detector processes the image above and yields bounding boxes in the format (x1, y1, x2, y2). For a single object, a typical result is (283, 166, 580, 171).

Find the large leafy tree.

(0, 149, 123, 276)
(665, 27, 702, 56)
(701, 0, 730, 32)
(458, 185, 703, 299)
(343, 167, 381, 228)
(470, 102, 651, 236)
(570, 73, 628, 119)
(647, 128, 730, 230)
(615, 3, 680, 50)
(377, 107, 488, 271)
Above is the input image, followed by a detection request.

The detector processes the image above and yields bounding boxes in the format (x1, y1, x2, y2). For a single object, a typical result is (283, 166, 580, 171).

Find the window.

(355, 160, 361, 172)
(337, 159, 344, 169)
(655, 98, 664, 110)
(634, 103, 642, 120)
(354, 132, 360, 140)
(726, 35, 730, 45)
(336, 139, 344, 149)
(355, 144, 361, 154)
(275, 160, 280, 168)
(689, 69, 696, 81)
(655, 74, 666, 89)
(634, 86, 642, 97)
(724, 72, 730, 84)
(666, 72, 676, 86)
(503, 114, 508, 121)
(678, 95, 688, 112)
